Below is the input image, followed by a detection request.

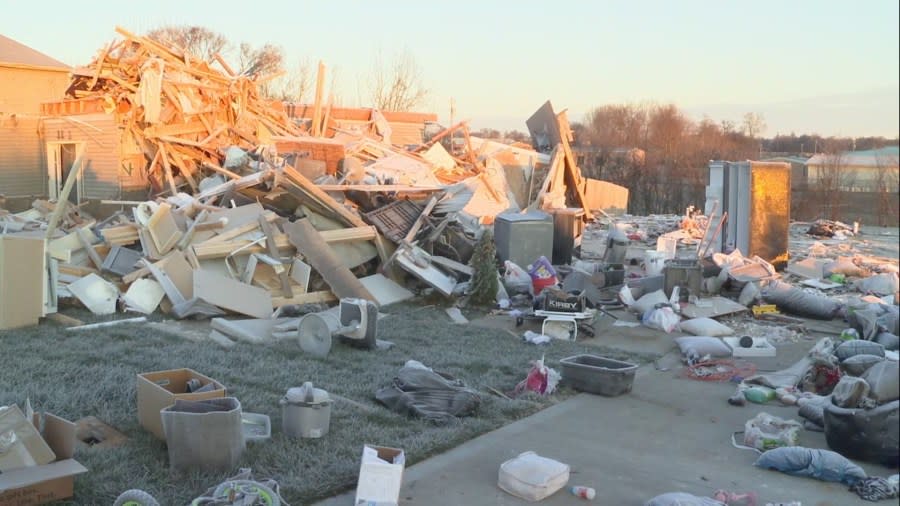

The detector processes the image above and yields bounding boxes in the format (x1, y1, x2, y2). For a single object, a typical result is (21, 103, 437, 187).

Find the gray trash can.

(161, 397, 245, 471)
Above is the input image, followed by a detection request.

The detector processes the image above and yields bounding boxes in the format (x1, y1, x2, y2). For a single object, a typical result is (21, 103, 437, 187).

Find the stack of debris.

(0, 28, 634, 336)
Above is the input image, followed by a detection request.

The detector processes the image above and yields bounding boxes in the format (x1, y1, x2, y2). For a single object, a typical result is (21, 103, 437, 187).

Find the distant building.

(0, 34, 71, 198)
(762, 155, 809, 189)
(806, 147, 899, 192)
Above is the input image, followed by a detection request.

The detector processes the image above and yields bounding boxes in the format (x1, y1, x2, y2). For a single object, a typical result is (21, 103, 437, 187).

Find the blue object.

(754, 447, 867, 486)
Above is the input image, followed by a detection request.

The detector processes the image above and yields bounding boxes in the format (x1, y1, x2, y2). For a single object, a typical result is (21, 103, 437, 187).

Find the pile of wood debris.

(67, 26, 301, 195)
(0, 27, 631, 339)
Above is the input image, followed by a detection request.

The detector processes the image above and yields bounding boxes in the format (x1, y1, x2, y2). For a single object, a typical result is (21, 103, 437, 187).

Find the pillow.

(679, 317, 734, 337)
(675, 336, 732, 360)
(835, 340, 885, 361)
(840, 354, 885, 377)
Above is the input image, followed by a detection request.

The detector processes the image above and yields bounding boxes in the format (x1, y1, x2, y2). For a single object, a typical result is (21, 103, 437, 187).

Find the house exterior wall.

(0, 67, 69, 115)
(0, 67, 69, 197)
(41, 113, 146, 199)
(0, 117, 44, 196)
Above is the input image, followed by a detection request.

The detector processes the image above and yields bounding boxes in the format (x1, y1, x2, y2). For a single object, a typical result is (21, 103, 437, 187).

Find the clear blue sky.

(3, 0, 898, 136)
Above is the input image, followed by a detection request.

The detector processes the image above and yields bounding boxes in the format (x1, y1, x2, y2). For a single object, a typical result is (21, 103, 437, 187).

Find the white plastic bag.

(503, 260, 533, 294)
(498, 451, 569, 502)
(743, 412, 802, 451)
(619, 285, 636, 307)
(642, 306, 680, 333)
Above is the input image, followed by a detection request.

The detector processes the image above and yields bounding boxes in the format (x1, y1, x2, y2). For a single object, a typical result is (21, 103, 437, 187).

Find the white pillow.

(679, 317, 734, 337)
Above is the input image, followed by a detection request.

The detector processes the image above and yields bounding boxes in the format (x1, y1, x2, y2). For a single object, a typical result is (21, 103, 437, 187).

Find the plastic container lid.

(283, 382, 331, 406)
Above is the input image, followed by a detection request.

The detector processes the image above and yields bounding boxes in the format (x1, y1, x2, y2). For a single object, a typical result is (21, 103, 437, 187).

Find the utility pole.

(449, 97, 456, 155)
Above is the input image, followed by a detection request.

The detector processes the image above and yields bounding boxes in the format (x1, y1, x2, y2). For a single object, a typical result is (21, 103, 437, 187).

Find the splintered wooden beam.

(413, 121, 468, 153)
(258, 215, 293, 298)
(311, 61, 326, 137)
(556, 111, 593, 220)
(280, 166, 368, 228)
(213, 52, 236, 76)
(157, 145, 179, 196)
(284, 219, 375, 302)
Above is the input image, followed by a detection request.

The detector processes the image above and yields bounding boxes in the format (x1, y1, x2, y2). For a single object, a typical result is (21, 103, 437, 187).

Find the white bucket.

(656, 236, 677, 260)
(644, 251, 667, 276)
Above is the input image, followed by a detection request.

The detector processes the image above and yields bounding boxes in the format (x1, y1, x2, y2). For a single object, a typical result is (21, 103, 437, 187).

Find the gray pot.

(280, 383, 332, 439)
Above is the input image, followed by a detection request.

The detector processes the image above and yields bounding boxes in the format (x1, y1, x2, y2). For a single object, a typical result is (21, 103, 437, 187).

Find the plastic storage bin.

(560, 355, 638, 396)
(241, 412, 271, 442)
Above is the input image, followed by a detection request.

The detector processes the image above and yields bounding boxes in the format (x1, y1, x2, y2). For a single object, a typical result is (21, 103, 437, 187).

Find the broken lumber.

(283, 219, 375, 302)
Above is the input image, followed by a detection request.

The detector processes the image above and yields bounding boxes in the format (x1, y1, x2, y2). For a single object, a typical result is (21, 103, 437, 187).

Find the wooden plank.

(122, 266, 150, 284)
(58, 263, 99, 277)
(318, 226, 377, 244)
(283, 219, 375, 302)
(311, 61, 326, 137)
(192, 226, 378, 260)
(556, 111, 594, 220)
(315, 185, 444, 192)
(157, 145, 179, 195)
(193, 269, 273, 319)
(259, 216, 293, 298)
(213, 52, 236, 76)
(76, 229, 105, 269)
(45, 153, 85, 240)
(272, 290, 336, 307)
(200, 162, 242, 181)
(280, 166, 368, 228)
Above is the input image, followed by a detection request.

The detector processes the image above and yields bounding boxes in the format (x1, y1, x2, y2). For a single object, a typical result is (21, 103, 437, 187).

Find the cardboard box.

(354, 445, 405, 506)
(137, 368, 226, 441)
(0, 412, 88, 506)
(0, 406, 56, 472)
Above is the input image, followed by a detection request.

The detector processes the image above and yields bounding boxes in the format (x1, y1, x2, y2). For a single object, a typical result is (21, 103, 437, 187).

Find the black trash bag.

(761, 281, 841, 320)
(375, 364, 481, 424)
(823, 400, 900, 467)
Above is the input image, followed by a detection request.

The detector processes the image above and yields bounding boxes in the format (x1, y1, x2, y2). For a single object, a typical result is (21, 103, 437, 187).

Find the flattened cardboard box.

(0, 413, 88, 506)
(137, 368, 226, 441)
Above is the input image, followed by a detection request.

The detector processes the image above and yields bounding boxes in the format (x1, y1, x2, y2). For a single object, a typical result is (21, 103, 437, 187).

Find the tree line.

(471, 104, 898, 216)
(145, 25, 428, 112)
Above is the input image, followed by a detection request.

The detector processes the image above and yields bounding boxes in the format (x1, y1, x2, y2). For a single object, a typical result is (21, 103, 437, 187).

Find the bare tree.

(367, 49, 428, 111)
(146, 25, 226, 61)
(874, 152, 900, 226)
(237, 42, 283, 77)
(146, 25, 284, 78)
(741, 112, 767, 139)
(260, 58, 313, 102)
(814, 147, 856, 221)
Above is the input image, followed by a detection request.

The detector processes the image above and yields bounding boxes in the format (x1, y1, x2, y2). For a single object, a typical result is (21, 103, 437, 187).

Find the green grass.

(0, 303, 649, 505)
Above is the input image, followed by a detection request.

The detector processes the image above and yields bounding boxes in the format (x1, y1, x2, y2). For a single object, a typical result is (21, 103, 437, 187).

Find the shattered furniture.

(0, 235, 45, 330)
